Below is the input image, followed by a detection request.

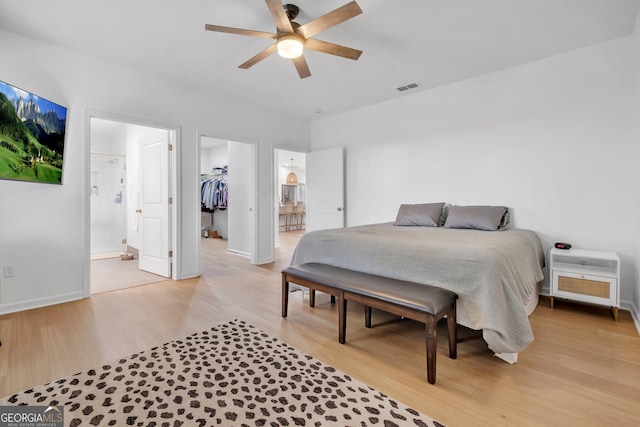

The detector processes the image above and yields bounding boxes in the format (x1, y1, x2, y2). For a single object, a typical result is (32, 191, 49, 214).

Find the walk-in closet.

(200, 136, 255, 262)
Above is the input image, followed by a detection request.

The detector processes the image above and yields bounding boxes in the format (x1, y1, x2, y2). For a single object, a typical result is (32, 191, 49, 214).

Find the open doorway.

(275, 150, 307, 251)
(200, 137, 229, 241)
(199, 134, 257, 273)
(88, 116, 176, 294)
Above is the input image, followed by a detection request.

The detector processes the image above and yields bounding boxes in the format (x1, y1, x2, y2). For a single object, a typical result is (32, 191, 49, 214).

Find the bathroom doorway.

(89, 116, 174, 294)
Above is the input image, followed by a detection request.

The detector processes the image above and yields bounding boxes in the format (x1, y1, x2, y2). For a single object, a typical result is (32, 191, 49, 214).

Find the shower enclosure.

(90, 153, 127, 257)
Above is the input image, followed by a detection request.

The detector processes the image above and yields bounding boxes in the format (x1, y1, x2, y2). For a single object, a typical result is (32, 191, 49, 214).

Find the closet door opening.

(200, 138, 229, 243)
(199, 135, 256, 272)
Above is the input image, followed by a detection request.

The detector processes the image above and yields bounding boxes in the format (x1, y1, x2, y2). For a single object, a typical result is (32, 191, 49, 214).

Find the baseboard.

(630, 302, 640, 335)
(0, 291, 84, 315)
(617, 299, 640, 335)
(178, 270, 200, 280)
(256, 257, 273, 265)
(226, 249, 250, 259)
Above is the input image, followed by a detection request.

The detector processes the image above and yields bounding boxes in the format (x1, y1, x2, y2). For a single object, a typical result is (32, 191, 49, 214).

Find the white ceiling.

(0, 0, 638, 121)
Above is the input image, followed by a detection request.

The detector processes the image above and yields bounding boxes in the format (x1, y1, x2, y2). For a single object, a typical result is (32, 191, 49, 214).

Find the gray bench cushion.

(282, 262, 457, 314)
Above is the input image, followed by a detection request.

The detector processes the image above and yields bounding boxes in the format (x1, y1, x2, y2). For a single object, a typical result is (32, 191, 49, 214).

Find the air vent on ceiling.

(396, 82, 420, 92)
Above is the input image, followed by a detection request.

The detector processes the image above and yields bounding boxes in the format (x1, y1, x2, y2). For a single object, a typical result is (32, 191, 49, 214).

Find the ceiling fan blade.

(238, 44, 278, 69)
(304, 38, 362, 60)
(292, 55, 311, 79)
(205, 24, 275, 40)
(264, 0, 294, 32)
(297, 1, 362, 39)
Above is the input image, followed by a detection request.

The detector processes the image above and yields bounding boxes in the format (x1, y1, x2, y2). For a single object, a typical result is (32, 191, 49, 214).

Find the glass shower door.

(90, 153, 126, 257)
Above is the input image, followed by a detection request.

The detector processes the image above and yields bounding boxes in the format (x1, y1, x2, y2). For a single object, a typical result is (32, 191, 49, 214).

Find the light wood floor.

(90, 256, 166, 294)
(1, 231, 639, 426)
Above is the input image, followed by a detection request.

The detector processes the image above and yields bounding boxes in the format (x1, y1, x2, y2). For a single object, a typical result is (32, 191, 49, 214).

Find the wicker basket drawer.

(552, 271, 616, 306)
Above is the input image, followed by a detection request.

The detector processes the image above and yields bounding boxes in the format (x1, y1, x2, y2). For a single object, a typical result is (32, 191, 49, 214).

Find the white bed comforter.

(290, 223, 545, 354)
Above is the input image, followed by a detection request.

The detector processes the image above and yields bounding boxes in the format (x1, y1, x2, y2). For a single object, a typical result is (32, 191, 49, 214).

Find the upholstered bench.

(281, 262, 458, 384)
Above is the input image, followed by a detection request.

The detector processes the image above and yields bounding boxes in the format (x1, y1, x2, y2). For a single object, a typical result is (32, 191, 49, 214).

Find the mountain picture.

(0, 80, 67, 184)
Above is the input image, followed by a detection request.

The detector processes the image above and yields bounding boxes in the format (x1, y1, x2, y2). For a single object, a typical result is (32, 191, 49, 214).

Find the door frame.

(196, 130, 259, 274)
(83, 109, 181, 297)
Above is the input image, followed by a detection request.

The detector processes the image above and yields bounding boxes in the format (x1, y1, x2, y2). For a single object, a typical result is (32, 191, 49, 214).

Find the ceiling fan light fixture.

(277, 34, 304, 59)
(205, 0, 363, 78)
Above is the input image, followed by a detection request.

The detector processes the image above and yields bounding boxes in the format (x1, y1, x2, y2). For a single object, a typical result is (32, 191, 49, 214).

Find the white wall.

(200, 140, 228, 175)
(91, 121, 127, 154)
(311, 35, 639, 310)
(0, 30, 309, 314)
(632, 30, 640, 326)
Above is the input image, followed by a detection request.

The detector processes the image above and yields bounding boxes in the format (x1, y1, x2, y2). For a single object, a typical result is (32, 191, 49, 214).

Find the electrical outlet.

(4, 265, 15, 278)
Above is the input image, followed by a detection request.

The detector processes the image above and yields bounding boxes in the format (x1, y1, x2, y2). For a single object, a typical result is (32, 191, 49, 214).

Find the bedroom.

(0, 1, 639, 425)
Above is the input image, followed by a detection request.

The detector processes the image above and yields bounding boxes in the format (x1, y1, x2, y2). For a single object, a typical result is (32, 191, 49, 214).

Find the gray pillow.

(394, 203, 445, 227)
(443, 205, 509, 231)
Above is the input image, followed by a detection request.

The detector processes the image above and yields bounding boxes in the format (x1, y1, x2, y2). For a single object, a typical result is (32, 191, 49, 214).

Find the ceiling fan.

(205, 0, 363, 79)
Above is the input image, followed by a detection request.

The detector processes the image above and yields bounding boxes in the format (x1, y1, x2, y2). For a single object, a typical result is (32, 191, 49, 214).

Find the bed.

(289, 221, 545, 362)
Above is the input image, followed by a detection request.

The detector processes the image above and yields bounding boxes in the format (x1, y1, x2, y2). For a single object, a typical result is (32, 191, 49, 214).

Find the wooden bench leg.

(364, 305, 372, 328)
(425, 315, 437, 385)
(310, 291, 335, 307)
(338, 291, 347, 344)
(309, 289, 316, 307)
(282, 276, 289, 318)
(448, 300, 457, 359)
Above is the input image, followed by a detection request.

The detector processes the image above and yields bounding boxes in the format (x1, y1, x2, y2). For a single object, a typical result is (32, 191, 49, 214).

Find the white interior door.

(139, 133, 171, 277)
(227, 141, 256, 262)
(306, 147, 344, 231)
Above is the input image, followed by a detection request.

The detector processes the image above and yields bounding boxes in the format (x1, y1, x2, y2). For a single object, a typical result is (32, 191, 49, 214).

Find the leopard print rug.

(1, 319, 444, 426)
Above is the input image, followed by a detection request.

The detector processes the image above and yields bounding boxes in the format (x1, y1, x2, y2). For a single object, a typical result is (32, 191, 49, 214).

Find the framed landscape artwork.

(0, 79, 67, 184)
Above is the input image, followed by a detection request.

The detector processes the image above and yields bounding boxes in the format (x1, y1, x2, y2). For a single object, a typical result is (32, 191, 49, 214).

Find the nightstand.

(549, 248, 620, 321)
